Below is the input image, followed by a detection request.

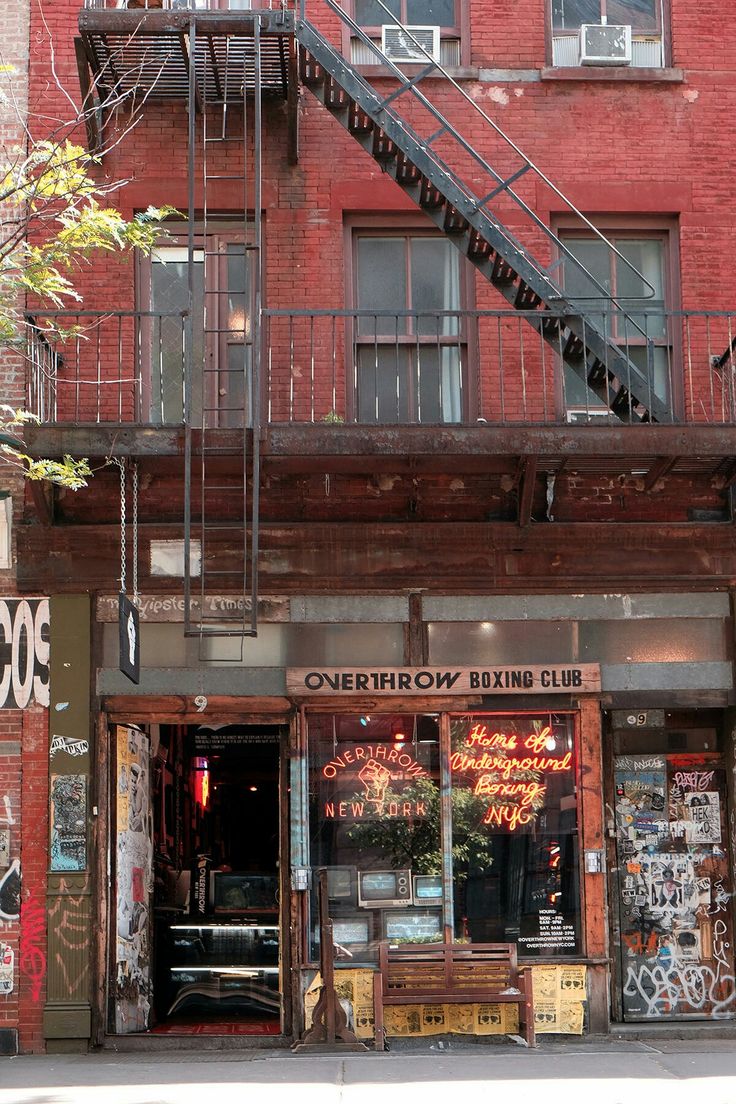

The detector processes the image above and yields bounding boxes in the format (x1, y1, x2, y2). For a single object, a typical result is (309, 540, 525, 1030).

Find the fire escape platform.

(78, 8, 296, 101)
(23, 423, 736, 479)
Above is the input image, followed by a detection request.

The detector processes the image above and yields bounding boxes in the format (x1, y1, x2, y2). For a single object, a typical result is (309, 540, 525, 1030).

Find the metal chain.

(132, 461, 139, 605)
(112, 458, 126, 594)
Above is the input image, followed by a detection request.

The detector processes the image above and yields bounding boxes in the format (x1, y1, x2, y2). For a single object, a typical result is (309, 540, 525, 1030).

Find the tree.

(0, 38, 175, 488)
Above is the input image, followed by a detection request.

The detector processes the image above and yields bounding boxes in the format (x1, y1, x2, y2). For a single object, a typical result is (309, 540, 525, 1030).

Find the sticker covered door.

(614, 754, 735, 1020)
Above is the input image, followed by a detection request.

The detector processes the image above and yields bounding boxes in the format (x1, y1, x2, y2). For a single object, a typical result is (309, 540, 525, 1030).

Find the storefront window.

(450, 713, 580, 955)
(307, 711, 581, 961)
(308, 713, 441, 962)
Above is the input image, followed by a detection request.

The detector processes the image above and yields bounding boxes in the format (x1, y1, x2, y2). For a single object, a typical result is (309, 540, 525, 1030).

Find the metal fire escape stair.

(295, 12, 669, 424)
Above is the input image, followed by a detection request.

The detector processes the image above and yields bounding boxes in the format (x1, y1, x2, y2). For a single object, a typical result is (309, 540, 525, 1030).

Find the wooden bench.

(372, 941, 536, 1049)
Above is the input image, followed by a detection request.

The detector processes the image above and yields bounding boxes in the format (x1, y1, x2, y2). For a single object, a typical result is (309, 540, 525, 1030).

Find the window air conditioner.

(579, 23, 632, 65)
(381, 25, 441, 63)
(566, 408, 615, 424)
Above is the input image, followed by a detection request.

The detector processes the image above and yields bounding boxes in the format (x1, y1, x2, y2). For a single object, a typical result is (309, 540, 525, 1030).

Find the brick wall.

(24, 2, 736, 426)
(0, 0, 45, 1057)
(0, 0, 30, 584)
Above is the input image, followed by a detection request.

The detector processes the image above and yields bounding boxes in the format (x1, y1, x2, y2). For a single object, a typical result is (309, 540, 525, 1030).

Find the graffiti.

(19, 895, 45, 1002)
(115, 727, 153, 1032)
(0, 795, 15, 826)
(708, 877, 731, 915)
(0, 941, 13, 994)
(623, 959, 736, 1017)
(50, 735, 89, 759)
(622, 929, 659, 957)
(671, 770, 716, 801)
(50, 775, 87, 871)
(615, 755, 665, 772)
(615, 755, 736, 1020)
(47, 877, 90, 1000)
(0, 859, 20, 920)
(0, 598, 49, 709)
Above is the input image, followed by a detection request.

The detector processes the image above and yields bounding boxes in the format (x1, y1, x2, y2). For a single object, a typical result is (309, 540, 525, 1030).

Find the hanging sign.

(287, 665, 601, 696)
(118, 593, 140, 684)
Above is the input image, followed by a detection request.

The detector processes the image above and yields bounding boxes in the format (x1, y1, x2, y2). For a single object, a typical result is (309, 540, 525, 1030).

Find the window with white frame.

(551, 0, 666, 69)
(352, 232, 465, 424)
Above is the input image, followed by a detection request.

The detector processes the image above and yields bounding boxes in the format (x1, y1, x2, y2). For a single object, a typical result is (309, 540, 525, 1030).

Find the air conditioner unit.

(579, 23, 632, 65)
(381, 24, 441, 63)
(566, 408, 614, 424)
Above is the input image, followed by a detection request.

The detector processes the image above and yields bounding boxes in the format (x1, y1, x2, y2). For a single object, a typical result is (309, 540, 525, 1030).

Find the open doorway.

(111, 723, 284, 1037)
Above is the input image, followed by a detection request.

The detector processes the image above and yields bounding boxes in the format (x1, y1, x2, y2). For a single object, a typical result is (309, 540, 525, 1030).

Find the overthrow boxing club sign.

(286, 664, 601, 696)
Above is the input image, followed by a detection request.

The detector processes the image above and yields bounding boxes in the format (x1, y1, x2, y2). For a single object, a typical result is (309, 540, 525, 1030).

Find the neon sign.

(322, 743, 429, 821)
(451, 723, 573, 832)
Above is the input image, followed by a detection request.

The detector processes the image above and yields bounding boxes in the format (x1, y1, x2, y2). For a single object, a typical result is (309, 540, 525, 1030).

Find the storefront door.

(613, 753, 736, 1020)
(111, 721, 284, 1036)
(113, 725, 154, 1033)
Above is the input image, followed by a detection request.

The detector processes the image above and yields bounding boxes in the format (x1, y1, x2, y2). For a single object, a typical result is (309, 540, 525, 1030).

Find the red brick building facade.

(7, 0, 736, 1052)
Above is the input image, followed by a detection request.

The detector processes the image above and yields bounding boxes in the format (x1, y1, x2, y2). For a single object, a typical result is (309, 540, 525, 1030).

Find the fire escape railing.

(301, 0, 658, 322)
(26, 309, 736, 427)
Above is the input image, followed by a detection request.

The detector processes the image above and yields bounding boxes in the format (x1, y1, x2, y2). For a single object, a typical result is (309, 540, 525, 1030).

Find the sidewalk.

(4, 1038, 736, 1104)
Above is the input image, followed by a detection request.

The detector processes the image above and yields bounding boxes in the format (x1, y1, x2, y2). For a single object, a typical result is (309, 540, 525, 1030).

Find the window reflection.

(308, 714, 441, 962)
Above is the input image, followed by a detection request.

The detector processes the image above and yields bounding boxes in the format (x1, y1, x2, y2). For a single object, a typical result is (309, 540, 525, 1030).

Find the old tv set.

(331, 915, 371, 949)
(357, 869, 411, 909)
(320, 866, 356, 905)
(413, 874, 443, 905)
(384, 909, 443, 942)
(211, 872, 278, 914)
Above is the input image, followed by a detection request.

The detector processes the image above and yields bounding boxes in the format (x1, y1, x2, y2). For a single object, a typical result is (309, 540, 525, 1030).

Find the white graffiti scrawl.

(624, 920, 736, 1018)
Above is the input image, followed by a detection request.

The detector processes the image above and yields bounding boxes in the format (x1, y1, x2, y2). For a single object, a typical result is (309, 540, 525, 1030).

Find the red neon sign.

(451, 722, 573, 832)
(321, 743, 429, 821)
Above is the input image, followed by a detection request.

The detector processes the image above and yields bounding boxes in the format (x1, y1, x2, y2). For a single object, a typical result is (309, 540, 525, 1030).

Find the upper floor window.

(143, 231, 252, 428)
(559, 229, 674, 420)
(551, 0, 666, 69)
(350, 0, 466, 69)
(352, 232, 465, 424)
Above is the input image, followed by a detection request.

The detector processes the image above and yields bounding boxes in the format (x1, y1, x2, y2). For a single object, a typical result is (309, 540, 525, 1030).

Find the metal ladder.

(296, 0, 669, 423)
(183, 16, 262, 641)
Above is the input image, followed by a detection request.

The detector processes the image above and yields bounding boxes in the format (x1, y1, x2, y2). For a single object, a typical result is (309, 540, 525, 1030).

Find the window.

(558, 230, 673, 417)
(551, 0, 665, 69)
(351, 1, 465, 68)
(352, 232, 464, 424)
(306, 711, 582, 963)
(308, 713, 442, 962)
(449, 714, 580, 952)
(144, 232, 252, 427)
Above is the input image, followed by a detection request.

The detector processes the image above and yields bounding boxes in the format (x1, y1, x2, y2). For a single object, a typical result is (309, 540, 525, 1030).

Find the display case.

(166, 920, 279, 1016)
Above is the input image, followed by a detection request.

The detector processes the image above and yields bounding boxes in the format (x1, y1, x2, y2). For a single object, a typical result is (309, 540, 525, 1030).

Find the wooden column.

(44, 596, 92, 1052)
(579, 697, 609, 1033)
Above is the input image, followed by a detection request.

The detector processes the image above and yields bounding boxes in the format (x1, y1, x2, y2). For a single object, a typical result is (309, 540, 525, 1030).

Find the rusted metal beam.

(287, 35, 299, 164)
(23, 425, 183, 459)
(179, 30, 202, 114)
(265, 424, 736, 460)
(78, 9, 295, 37)
(23, 422, 736, 465)
(74, 37, 101, 154)
(642, 456, 679, 491)
(518, 456, 538, 526)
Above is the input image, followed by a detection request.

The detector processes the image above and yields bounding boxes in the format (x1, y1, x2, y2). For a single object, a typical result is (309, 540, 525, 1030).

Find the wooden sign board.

(286, 665, 601, 696)
(96, 594, 290, 623)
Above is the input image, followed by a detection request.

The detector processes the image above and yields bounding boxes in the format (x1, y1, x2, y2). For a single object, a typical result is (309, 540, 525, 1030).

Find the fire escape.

(29, 0, 734, 628)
